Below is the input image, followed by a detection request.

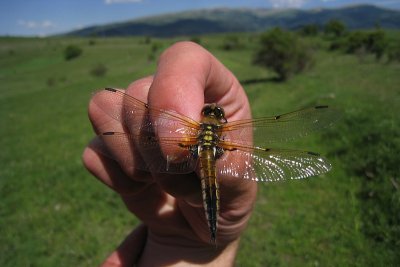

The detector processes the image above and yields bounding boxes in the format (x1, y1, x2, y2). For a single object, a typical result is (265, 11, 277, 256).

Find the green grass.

(0, 33, 399, 266)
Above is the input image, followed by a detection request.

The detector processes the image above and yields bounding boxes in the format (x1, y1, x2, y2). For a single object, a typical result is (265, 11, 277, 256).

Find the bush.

(90, 63, 107, 77)
(299, 24, 319, 36)
(151, 42, 161, 53)
(365, 29, 387, 60)
(387, 43, 400, 63)
(329, 38, 347, 51)
(190, 36, 201, 44)
(64, 45, 82, 61)
(253, 28, 314, 81)
(46, 77, 56, 87)
(147, 42, 162, 63)
(221, 35, 242, 51)
(345, 31, 368, 53)
(144, 36, 151, 44)
(324, 19, 346, 38)
(339, 30, 387, 60)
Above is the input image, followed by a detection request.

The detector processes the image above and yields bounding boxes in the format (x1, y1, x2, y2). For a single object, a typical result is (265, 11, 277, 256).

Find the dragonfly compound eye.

(214, 106, 225, 120)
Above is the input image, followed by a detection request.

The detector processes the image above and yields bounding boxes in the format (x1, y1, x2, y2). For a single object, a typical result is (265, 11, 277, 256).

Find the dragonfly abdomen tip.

(315, 105, 329, 109)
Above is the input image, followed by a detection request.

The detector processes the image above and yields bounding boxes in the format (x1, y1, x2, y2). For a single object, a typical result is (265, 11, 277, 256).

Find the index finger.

(148, 41, 252, 123)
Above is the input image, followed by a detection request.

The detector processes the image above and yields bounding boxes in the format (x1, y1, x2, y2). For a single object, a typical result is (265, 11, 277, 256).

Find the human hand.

(82, 42, 258, 266)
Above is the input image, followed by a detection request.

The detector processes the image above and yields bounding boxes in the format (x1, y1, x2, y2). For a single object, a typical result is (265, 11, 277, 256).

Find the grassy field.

(0, 33, 399, 266)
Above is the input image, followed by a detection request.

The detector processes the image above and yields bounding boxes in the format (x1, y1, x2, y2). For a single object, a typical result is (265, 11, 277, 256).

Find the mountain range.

(66, 4, 400, 37)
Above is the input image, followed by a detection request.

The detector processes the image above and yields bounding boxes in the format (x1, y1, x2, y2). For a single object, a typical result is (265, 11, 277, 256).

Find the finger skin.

(82, 145, 151, 196)
(100, 224, 148, 267)
(149, 41, 252, 122)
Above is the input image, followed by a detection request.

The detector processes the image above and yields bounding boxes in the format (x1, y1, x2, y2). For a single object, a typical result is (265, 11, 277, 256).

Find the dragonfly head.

(201, 104, 227, 123)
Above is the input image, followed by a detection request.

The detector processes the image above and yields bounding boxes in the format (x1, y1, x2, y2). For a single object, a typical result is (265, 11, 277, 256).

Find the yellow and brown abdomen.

(199, 148, 220, 244)
(197, 121, 222, 244)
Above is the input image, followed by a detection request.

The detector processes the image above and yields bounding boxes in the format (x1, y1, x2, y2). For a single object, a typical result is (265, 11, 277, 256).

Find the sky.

(1, 0, 400, 36)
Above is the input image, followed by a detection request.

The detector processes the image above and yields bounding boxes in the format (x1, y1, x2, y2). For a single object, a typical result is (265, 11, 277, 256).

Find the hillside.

(65, 4, 400, 37)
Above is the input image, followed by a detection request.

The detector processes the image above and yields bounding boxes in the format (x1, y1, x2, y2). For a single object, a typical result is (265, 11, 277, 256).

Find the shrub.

(190, 36, 201, 44)
(345, 31, 368, 53)
(341, 30, 387, 60)
(90, 63, 107, 77)
(147, 53, 156, 62)
(147, 42, 161, 63)
(324, 19, 346, 38)
(46, 77, 56, 87)
(364, 29, 387, 60)
(253, 28, 314, 81)
(329, 37, 347, 51)
(299, 24, 319, 36)
(387, 43, 400, 63)
(221, 35, 242, 51)
(144, 36, 151, 44)
(64, 45, 82, 61)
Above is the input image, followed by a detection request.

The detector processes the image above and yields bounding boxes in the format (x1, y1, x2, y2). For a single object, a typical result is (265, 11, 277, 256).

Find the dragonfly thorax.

(198, 123, 220, 146)
(196, 123, 225, 159)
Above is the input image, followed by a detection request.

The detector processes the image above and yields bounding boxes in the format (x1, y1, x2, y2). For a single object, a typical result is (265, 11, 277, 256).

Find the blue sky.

(1, 0, 400, 36)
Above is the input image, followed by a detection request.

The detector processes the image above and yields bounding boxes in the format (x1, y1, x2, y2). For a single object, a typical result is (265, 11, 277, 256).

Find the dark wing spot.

(307, 151, 320, 156)
(315, 105, 328, 109)
(105, 87, 117, 92)
(275, 115, 281, 120)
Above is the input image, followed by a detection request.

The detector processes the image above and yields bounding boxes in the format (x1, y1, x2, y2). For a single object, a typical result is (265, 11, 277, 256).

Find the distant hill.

(66, 4, 400, 37)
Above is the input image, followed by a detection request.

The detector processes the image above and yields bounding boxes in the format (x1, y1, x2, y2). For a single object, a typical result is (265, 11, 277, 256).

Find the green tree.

(365, 29, 387, 60)
(345, 31, 368, 53)
(324, 19, 346, 37)
(299, 24, 319, 36)
(343, 30, 387, 60)
(253, 28, 313, 81)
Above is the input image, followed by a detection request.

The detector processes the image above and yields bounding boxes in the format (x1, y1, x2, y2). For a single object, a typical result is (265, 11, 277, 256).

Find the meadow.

(0, 32, 399, 266)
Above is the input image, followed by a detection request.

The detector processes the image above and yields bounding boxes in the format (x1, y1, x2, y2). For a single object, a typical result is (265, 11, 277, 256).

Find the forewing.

(221, 106, 339, 147)
(92, 88, 200, 138)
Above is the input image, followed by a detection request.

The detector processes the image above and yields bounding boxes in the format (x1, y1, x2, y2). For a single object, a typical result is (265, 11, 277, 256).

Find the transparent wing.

(91, 88, 202, 173)
(92, 88, 201, 137)
(221, 106, 339, 147)
(96, 131, 198, 174)
(218, 141, 331, 182)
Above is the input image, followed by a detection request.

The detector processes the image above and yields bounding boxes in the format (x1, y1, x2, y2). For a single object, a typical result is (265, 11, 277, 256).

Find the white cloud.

(105, 0, 143, 4)
(268, 0, 308, 8)
(18, 20, 56, 29)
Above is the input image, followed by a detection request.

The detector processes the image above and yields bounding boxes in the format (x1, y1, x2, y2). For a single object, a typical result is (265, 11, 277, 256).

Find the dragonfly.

(92, 87, 337, 244)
